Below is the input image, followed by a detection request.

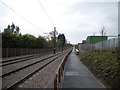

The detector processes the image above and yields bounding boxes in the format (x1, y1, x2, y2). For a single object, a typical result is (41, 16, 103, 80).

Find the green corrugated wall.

(86, 36, 108, 44)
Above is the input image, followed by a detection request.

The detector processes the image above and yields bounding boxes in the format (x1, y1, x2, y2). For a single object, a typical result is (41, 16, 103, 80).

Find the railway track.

(2, 50, 71, 90)
(1, 52, 52, 66)
(2, 52, 61, 77)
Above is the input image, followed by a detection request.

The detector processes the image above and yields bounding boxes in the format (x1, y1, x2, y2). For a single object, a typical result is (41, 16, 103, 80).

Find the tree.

(11, 23, 15, 33)
(100, 26, 106, 36)
(7, 25, 10, 30)
(2, 31, 18, 48)
(4, 25, 12, 34)
(37, 36, 48, 48)
(58, 34, 66, 45)
(57, 34, 66, 50)
(4, 28, 12, 34)
(82, 40, 86, 44)
(14, 26, 20, 35)
(2, 23, 60, 49)
(2, 23, 20, 48)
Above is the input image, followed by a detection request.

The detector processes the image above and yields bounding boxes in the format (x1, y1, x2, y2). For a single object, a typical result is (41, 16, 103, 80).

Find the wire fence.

(78, 37, 119, 51)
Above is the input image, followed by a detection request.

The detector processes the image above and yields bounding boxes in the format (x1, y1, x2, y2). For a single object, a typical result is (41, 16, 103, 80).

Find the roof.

(87, 36, 108, 38)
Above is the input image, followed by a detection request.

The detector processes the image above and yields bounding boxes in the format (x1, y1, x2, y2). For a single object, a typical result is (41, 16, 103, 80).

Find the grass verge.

(77, 50, 120, 89)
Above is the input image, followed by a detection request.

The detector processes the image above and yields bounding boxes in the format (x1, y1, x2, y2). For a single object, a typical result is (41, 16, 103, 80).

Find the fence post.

(58, 69, 61, 83)
(54, 75, 58, 90)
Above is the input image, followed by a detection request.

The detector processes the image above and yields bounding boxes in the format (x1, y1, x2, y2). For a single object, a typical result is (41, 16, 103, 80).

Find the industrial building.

(85, 36, 108, 44)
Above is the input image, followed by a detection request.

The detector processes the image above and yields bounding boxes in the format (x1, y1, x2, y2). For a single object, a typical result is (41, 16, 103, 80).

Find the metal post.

(62, 36, 63, 52)
(54, 27, 56, 54)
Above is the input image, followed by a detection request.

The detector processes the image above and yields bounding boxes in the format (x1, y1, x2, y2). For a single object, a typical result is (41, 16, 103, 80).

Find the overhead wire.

(37, 0, 55, 26)
(38, 0, 64, 35)
(0, 0, 41, 30)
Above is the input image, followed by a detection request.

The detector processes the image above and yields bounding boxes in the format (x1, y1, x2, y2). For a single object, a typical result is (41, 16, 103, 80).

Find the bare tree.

(100, 26, 106, 36)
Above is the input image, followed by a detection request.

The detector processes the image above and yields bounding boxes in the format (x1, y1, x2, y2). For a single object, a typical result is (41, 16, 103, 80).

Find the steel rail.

(3, 53, 64, 90)
(2, 52, 61, 77)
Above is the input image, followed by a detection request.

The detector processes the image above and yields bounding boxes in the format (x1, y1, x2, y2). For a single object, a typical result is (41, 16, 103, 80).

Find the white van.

(75, 49, 79, 55)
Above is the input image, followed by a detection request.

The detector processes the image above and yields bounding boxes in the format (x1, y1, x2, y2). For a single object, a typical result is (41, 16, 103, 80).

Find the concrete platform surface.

(62, 48, 105, 88)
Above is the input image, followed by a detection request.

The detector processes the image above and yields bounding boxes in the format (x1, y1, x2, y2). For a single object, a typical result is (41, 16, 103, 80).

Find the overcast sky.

(0, 0, 119, 44)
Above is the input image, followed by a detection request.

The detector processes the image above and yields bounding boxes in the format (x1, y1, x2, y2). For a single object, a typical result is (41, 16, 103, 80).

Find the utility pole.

(54, 27, 56, 54)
